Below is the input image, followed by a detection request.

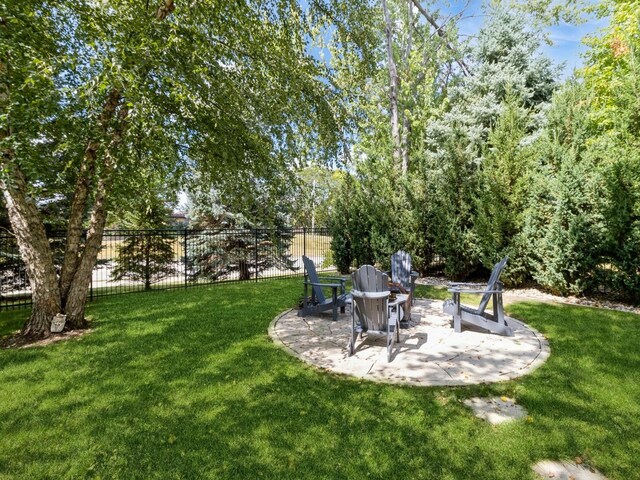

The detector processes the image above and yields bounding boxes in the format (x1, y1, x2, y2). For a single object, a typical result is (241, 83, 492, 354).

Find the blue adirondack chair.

(443, 256, 513, 336)
(298, 255, 348, 322)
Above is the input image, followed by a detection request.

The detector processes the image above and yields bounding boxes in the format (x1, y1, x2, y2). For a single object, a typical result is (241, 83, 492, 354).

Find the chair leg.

(332, 287, 338, 321)
(453, 291, 462, 333)
(349, 306, 358, 356)
(387, 316, 398, 362)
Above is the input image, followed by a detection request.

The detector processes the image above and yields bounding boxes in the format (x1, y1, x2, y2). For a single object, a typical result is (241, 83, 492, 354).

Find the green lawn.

(0, 279, 638, 479)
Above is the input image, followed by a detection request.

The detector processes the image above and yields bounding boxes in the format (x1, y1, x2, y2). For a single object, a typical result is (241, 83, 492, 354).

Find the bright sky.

(443, 0, 609, 78)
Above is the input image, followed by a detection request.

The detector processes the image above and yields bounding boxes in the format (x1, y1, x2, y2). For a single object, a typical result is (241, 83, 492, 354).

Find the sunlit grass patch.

(0, 279, 638, 479)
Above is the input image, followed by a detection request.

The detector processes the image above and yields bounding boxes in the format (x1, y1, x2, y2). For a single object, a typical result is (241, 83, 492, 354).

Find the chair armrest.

(305, 280, 343, 289)
(410, 271, 418, 279)
(318, 277, 346, 294)
(351, 290, 391, 299)
(447, 288, 503, 294)
(449, 282, 487, 287)
(318, 276, 346, 282)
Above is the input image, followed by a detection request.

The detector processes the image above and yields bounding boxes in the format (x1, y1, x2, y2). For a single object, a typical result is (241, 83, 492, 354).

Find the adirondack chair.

(390, 250, 419, 307)
(298, 255, 348, 322)
(349, 265, 399, 362)
(443, 256, 513, 336)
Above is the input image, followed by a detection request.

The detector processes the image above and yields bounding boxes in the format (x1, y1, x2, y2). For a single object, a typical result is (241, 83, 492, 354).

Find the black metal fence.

(0, 227, 334, 310)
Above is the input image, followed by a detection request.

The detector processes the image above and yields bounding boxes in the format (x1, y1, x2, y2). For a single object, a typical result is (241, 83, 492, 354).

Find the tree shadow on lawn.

(506, 301, 640, 478)
(1, 289, 639, 479)
(0, 292, 527, 478)
(74, 341, 543, 480)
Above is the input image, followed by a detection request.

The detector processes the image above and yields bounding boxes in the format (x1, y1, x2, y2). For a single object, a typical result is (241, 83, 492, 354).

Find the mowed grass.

(0, 280, 639, 479)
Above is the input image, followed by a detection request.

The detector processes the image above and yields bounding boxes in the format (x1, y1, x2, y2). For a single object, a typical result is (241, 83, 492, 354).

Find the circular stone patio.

(269, 299, 550, 386)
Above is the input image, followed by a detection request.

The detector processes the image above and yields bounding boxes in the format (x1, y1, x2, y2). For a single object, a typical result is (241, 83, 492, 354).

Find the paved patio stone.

(464, 396, 527, 424)
(269, 299, 550, 386)
(532, 460, 609, 480)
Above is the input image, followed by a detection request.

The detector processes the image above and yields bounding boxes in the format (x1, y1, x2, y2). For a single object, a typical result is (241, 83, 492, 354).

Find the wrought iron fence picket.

(0, 227, 334, 310)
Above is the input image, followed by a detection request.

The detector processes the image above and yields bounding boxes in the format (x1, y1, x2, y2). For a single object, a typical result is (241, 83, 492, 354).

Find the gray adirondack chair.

(443, 256, 513, 336)
(298, 255, 348, 322)
(390, 250, 419, 306)
(349, 265, 399, 362)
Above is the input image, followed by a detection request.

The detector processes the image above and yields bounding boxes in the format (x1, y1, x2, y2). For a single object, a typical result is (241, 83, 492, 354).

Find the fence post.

(183, 228, 188, 289)
(255, 228, 259, 282)
(303, 227, 306, 259)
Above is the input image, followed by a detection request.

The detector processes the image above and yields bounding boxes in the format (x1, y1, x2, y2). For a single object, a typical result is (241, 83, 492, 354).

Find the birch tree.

(0, 0, 372, 338)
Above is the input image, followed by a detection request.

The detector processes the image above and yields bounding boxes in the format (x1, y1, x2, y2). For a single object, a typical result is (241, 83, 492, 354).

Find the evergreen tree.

(329, 174, 358, 273)
(185, 186, 297, 281)
(424, 7, 558, 278)
(581, 2, 640, 300)
(475, 91, 535, 284)
(110, 195, 177, 290)
(523, 82, 606, 295)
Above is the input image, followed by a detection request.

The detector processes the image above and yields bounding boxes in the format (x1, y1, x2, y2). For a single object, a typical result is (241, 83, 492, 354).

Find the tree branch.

(156, 0, 175, 21)
(410, 0, 470, 76)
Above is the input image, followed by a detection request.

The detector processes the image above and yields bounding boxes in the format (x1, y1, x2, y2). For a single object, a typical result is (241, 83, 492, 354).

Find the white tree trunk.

(383, 0, 403, 170)
(0, 163, 62, 337)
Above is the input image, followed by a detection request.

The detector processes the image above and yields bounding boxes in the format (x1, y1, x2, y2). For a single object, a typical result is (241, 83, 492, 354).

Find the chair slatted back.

(352, 265, 388, 292)
(391, 250, 412, 288)
(302, 255, 325, 303)
(351, 265, 389, 332)
(477, 256, 508, 314)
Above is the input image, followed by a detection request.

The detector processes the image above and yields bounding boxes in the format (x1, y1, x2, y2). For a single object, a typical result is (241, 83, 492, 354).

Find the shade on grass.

(0, 279, 638, 479)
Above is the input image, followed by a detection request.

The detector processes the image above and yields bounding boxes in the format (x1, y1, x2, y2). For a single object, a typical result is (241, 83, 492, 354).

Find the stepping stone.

(532, 460, 608, 480)
(463, 396, 527, 424)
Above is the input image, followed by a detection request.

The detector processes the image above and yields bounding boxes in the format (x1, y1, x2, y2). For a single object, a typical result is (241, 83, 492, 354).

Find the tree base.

(2, 326, 91, 349)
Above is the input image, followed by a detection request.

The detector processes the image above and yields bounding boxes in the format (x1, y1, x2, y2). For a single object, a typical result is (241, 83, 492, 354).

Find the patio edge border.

(268, 300, 551, 387)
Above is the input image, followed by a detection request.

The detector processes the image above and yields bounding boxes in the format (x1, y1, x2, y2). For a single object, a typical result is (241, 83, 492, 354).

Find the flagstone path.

(269, 298, 550, 386)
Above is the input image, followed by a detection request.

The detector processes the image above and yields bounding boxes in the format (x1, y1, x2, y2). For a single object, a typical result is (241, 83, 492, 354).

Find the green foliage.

(421, 7, 557, 279)
(185, 187, 297, 281)
(290, 167, 345, 228)
(110, 194, 176, 290)
(427, 124, 482, 278)
(0, 1, 378, 327)
(579, 2, 640, 300)
(522, 82, 606, 295)
(329, 174, 356, 273)
(110, 233, 176, 290)
(507, 3, 640, 300)
(599, 152, 640, 301)
(5, 0, 640, 304)
(329, 157, 421, 273)
(475, 92, 535, 284)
